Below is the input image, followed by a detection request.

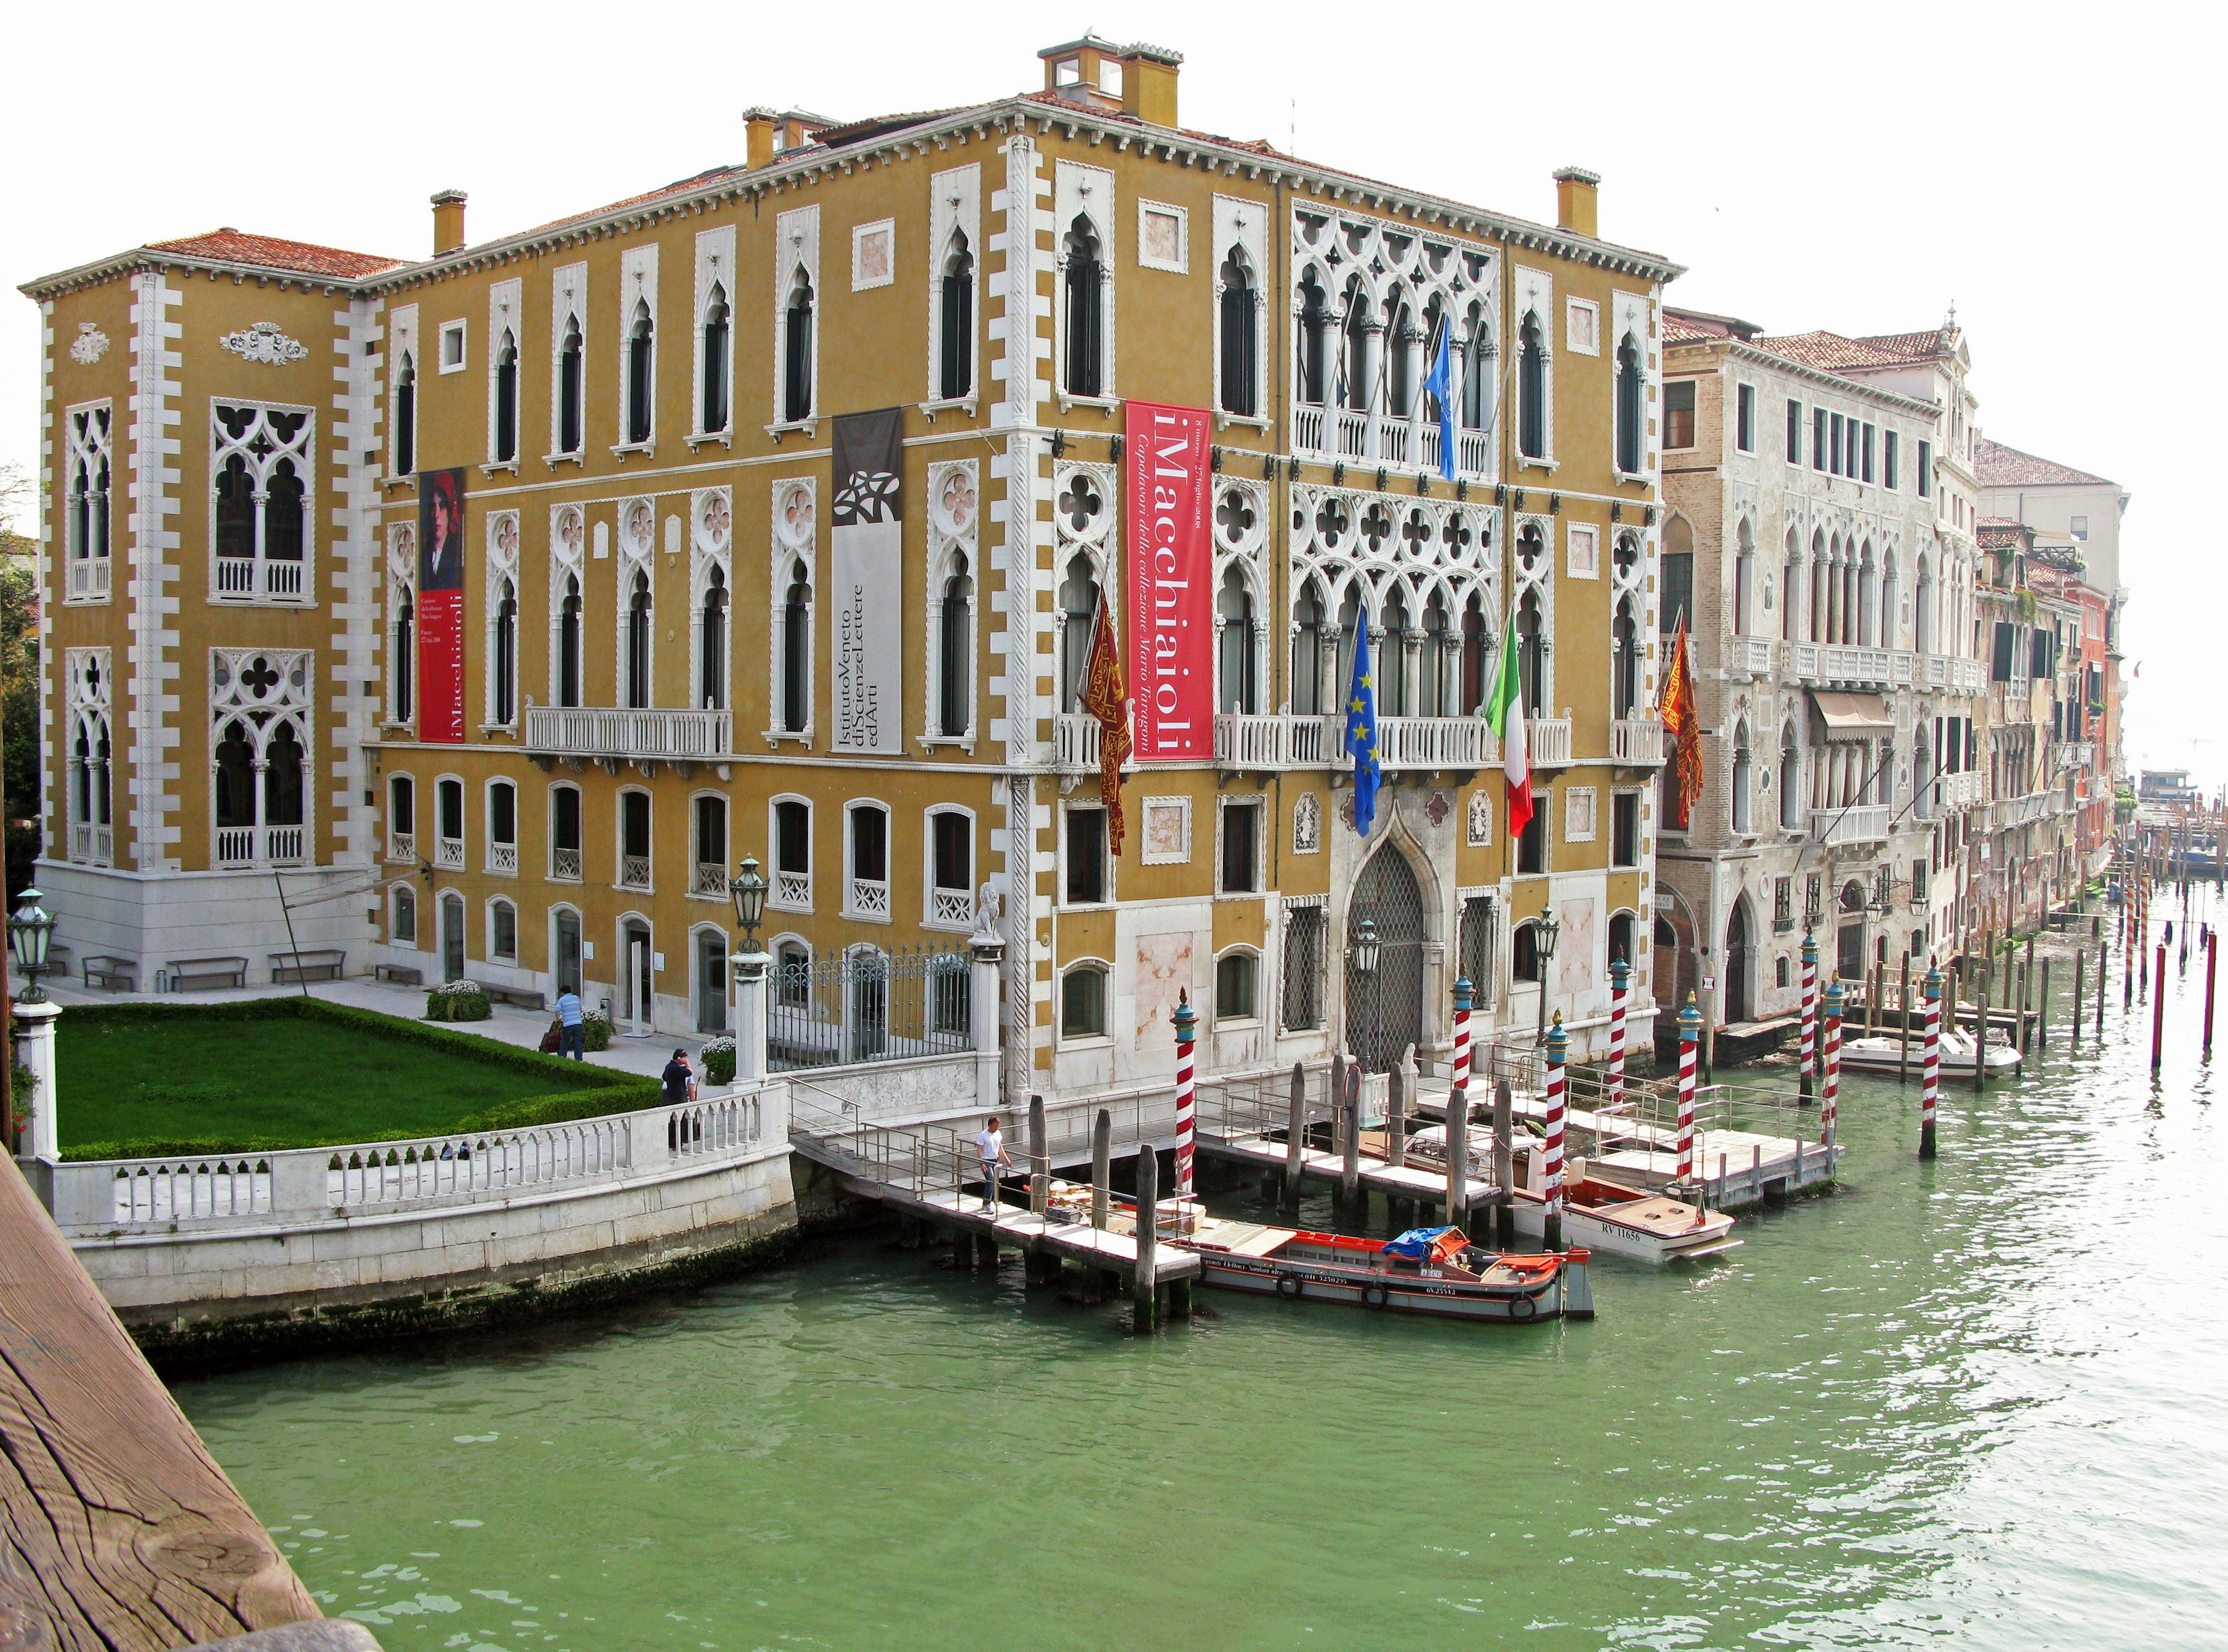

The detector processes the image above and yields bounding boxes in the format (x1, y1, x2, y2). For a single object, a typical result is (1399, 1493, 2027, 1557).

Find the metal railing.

(771, 943, 973, 1070)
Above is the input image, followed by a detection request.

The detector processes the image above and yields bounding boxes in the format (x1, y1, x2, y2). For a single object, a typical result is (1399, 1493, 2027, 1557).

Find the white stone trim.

(692, 227, 736, 442)
(1135, 198, 1187, 273)
(926, 162, 982, 407)
(771, 205, 819, 426)
(616, 243, 660, 451)
(486, 277, 523, 468)
(1054, 159, 1115, 405)
(548, 263, 586, 459)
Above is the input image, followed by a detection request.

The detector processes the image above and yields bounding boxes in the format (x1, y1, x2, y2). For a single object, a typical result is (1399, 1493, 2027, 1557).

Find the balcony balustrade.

(551, 846, 582, 881)
(1053, 711, 1102, 772)
(692, 861, 728, 898)
(773, 869, 811, 909)
(931, 887, 975, 927)
(1611, 717, 1664, 765)
(67, 559, 109, 601)
(1527, 716, 1574, 768)
(215, 557, 305, 602)
(489, 841, 518, 875)
(216, 824, 305, 869)
(525, 706, 730, 761)
(1733, 637, 1775, 677)
(68, 822, 111, 864)
(1290, 401, 1492, 479)
(619, 854, 652, 890)
(1810, 804, 1890, 846)
(436, 836, 465, 870)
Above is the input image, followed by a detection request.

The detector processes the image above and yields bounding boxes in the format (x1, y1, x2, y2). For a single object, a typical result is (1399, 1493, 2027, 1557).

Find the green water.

(177, 929, 2228, 1651)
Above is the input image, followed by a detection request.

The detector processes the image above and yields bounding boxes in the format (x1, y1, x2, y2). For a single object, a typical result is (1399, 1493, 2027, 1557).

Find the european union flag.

(1344, 619, 1380, 836)
(1423, 323, 1456, 481)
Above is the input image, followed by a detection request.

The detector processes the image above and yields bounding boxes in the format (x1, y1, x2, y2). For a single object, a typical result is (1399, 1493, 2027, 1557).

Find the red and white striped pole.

(1452, 972, 1473, 1102)
(1543, 1012, 1568, 1252)
(1799, 929, 1820, 1101)
(1821, 977, 1844, 1151)
(1172, 989, 1197, 1197)
(1676, 993, 1699, 1185)
(1920, 961, 1942, 1160)
(1607, 954, 1630, 1111)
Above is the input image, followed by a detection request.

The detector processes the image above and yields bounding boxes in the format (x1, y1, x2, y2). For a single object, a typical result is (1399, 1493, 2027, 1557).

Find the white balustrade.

(552, 846, 583, 881)
(692, 861, 728, 897)
(436, 836, 465, 869)
(1734, 637, 1775, 676)
(620, 854, 652, 890)
(388, 831, 415, 864)
(1810, 804, 1890, 845)
(1334, 409, 1369, 458)
(264, 825, 305, 865)
(68, 822, 111, 864)
(68, 559, 110, 601)
(1054, 711, 1102, 771)
(489, 841, 519, 875)
(1612, 718, 1664, 765)
(1293, 403, 1329, 455)
(214, 558, 306, 602)
(524, 706, 732, 760)
(1376, 417, 1412, 466)
(1373, 716, 1498, 771)
(1215, 713, 1294, 770)
(1527, 717, 1574, 768)
(849, 877, 891, 918)
(931, 887, 974, 926)
(773, 868, 811, 908)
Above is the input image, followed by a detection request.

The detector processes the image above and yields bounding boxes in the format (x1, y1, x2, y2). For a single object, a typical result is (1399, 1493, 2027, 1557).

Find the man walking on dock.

(976, 1116, 1009, 1212)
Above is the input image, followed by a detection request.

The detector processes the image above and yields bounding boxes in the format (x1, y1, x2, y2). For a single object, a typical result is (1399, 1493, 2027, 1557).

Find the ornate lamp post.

(8, 887, 55, 1006)
(1350, 916, 1380, 1073)
(1533, 902, 1563, 1046)
(8, 888, 61, 1162)
(728, 855, 771, 1083)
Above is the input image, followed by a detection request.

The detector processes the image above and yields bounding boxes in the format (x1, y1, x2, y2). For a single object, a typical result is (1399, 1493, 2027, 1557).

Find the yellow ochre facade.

(23, 36, 1681, 1093)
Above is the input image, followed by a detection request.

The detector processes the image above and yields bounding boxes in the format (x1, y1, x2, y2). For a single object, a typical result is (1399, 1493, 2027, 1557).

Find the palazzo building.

(1654, 309, 1989, 1024)
(23, 36, 1679, 1094)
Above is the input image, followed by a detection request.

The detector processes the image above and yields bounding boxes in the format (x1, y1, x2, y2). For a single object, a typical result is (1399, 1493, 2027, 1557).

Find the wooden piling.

(1133, 1145, 1159, 1332)
(1445, 1083, 1469, 1230)
(2208, 932, 2219, 1056)
(1867, 962, 1881, 1036)
(1028, 1094, 1048, 1217)
(1973, 968, 1990, 1093)
(1340, 1091, 1361, 1218)
(2073, 948, 2085, 1044)
(1091, 1108, 1112, 1230)
(2153, 942, 2168, 1072)
(1281, 1062, 1304, 1219)
(2038, 957, 2050, 1052)
(1898, 954, 1912, 1082)
(1388, 1045, 1412, 1169)
(1491, 1080, 1514, 1248)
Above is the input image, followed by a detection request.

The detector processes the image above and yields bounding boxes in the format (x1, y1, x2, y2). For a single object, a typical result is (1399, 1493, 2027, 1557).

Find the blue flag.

(1343, 620, 1380, 836)
(1423, 322, 1456, 481)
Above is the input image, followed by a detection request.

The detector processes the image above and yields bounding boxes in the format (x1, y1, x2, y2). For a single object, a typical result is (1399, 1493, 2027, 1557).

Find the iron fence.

(771, 942, 974, 1070)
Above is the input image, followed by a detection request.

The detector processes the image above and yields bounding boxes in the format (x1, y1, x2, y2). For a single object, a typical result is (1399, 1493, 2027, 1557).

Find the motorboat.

(1178, 1223, 1592, 1322)
(1838, 1026, 2020, 1076)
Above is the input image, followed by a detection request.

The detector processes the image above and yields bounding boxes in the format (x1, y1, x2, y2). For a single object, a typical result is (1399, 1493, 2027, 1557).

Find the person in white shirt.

(975, 1116, 1008, 1212)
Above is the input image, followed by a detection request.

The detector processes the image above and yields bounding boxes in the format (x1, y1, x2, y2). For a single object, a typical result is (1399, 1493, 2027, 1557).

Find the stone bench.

(270, 948, 346, 985)
(81, 955, 138, 993)
(473, 982, 546, 1011)
(165, 956, 248, 992)
(374, 961, 424, 986)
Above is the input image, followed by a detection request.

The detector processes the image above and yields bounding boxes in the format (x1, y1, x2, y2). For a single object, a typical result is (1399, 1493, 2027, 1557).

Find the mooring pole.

(1822, 978, 1843, 1152)
(2073, 948, 2086, 1046)
(1542, 1013, 1568, 1253)
(2153, 942, 2168, 1073)
(1172, 990, 1197, 1199)
(2038, 957, 2051, 1053)
(1132, 1144, 1159, 1332)
(1606, 957, 1629, 1111)
(1973, 967, 1990, 1094)
(1281, 1061, 1305, 1219)
(1867, 961, 1880, 1038)
(1091, 1108, 1112, 1231)
(1444, 1078, 1469, 1231)
(1386, 1044, 1408, 1171)
(1028, 1094, 1048, 1219)
(1898, 953, 1913, 1082)
(1799, 930, 1818, 1101)
(1676, 995, 1699, 1188)
(1920, 962, 1942, 1160)
(1491, 1079, 1514, 1249)
(2207, 932, 2219, 1057)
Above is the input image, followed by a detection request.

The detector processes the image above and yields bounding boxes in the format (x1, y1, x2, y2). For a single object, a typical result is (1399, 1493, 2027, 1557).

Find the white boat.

(1838, 1027, 2020, 1075)
(1178, 1221, 1593, 1322)
(1401, 1129, 1741, 1263)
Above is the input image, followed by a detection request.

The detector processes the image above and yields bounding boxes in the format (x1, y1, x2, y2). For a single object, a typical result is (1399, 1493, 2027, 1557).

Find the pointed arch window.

(1517, 588, 1545, 713)
(780, 559, 811, 733)
(1779, 731, 1803, 830)
(938, 556, 972, 736)
(783, 270, 815, 422)
(66, 407, 113, 599)
(700, 284, 730, 435)
(1380, 590, 1410, 715)
(1784, 530, 1803, 642)
(557, 573, 583, 707)
(699, 566, 729, 710)
(493, 328, 519, 462)
(1419, 594, 1449, 718)
(1518, 310, 1548, 458)
(1218, 248, 1258, 417)
(1731, 722, 1754, 834)
(1064, 216, 1105, 397)
(1217, 565, 1258, 714)
(625, 570, 653, 709)
(392, 587, 415, 723)
(625, 299, 654, 444)
(1291, 585, 1324, 716)
(491, 576, 518, 725)
(1614, 337, 1642, 474)
(1386, 298, 1415, 420)
(1340, 286, 1372, 413)
(556, 319, 583, 456)
(1460, 595, 1488, 715)
(939, 233, 974, 401)
(395, 353, 418, 476)
(1461, 304, 1493, 431)
(1612, 597, 1640, 718)
(1297, 275, 1329, 407)
(1058, 553, 1101, 709)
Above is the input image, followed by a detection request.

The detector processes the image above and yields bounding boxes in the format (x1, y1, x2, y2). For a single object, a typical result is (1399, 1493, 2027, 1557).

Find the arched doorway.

(1345, 844, 1426, 1073)
(1726, 899, 1753, 1024)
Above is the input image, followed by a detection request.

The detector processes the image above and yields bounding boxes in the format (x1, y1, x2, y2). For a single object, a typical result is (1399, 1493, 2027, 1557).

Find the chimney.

(1552, 167, 1600, 239)
(743, 106, 777, 169)
(431, 189, 468, 256)
(1117, 42, 1183, 128)
(1038, 34, 1126, 111)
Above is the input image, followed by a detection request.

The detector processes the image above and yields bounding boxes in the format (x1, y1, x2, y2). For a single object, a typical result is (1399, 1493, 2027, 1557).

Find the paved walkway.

(42, 974, 704, 1082)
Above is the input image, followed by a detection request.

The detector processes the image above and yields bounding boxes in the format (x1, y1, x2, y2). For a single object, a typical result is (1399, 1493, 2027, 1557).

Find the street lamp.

(1533, 902, 1562, 1044)
(1350, 917, 1380, 1073)
(730, 854, 768, 952)
(8, 887, 55, 1006)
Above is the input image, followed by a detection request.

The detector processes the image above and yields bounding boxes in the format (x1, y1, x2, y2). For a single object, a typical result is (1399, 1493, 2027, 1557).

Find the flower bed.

(425, 980, 492, 1022)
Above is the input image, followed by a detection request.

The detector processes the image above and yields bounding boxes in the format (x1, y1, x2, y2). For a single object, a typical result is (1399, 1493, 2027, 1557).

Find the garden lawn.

(56, 1008, 603, 1152)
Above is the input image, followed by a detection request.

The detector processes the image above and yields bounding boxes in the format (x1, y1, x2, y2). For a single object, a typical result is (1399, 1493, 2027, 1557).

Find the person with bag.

(554, 987, 586, 1060)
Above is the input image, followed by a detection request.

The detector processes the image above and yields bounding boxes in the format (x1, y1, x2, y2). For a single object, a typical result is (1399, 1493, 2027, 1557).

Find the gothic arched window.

(940, 233, 974, 401)
(1064, 217, 1104, 397)
(1518, 310, 1548, 458)
(1219, 249, 1257, 417)
(783, 270, 815, 422)
(700, 284, 730, 435)
(626, 299, 655, 444)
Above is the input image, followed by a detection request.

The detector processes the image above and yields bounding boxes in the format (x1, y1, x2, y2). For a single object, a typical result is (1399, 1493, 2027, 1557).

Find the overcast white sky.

(6, 1, 2219, 783)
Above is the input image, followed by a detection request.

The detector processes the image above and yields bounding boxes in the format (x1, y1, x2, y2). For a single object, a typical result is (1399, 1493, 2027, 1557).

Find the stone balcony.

(1810, 803, 1890, 846)
(1611, 717, 1664, 765)
(525, 707, 731, 768)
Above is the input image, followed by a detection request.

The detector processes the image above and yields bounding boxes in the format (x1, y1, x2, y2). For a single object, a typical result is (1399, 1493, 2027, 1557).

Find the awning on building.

(1810, 690, 1893, 740)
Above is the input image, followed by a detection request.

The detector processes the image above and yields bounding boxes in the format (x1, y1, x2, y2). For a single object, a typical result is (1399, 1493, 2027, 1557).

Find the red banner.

(417, 468, 467, 743)
(1124, 401, 1213, 761)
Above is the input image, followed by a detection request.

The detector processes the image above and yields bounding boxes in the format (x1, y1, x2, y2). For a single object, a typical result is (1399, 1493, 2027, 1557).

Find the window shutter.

(1991, 622, 2015, 682)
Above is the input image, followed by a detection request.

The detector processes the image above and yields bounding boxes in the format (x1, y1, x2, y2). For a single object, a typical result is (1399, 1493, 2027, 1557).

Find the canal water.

(178, 923, 2228, 1651)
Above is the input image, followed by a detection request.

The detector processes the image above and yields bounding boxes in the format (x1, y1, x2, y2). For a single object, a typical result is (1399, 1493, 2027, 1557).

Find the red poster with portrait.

(1124, 401, 1213, 760)
(417, 468, 467, 743)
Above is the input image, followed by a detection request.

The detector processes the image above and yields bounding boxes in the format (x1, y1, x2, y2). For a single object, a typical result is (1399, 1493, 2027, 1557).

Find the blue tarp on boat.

(1381, 1226, 1456, 1259)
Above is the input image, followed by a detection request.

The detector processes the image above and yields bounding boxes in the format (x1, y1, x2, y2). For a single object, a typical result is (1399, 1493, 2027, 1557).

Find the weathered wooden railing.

(0, 1156, 378, 1650)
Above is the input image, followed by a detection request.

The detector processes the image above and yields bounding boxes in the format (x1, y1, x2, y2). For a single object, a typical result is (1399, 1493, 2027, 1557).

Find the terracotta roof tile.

(144, 229, 403, 279)
(1751, 330, 1905, 371)
(1662, 315, 1716, 344)
(1854, 327, 1955, 363)
(1974, 438, 2116, 489)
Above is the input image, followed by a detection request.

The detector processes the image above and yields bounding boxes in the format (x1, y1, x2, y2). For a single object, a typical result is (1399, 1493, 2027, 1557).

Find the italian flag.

(1484, 613, 1533, 844)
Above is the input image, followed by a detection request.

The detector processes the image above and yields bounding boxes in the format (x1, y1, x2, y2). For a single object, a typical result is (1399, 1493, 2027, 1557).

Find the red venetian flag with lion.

(1080, 590, 1132, 854)
(1658, 617, 1705, 830)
